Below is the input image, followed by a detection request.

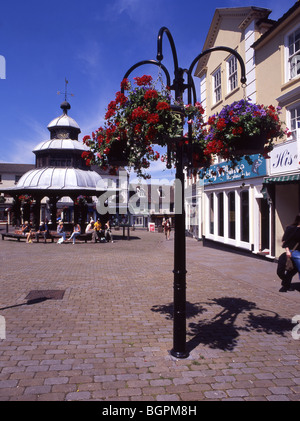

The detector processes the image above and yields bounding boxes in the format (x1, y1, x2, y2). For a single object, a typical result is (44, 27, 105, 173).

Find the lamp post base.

(170, 349, 190, 359)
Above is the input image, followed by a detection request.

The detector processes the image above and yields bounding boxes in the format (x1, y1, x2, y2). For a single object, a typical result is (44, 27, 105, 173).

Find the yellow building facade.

(253, 2, 300, 257)
(190, 3, 300, 258)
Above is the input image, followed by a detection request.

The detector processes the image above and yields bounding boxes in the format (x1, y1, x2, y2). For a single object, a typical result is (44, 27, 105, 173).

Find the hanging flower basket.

(233, 132, 268, 156)
(82, 75, 209, 178)
(204, 99, 290, 162)
(74, 195, 88, 206)
(160, 102, 211, 171)
(172, 140, 211, 170)
(82, 75, 181, 178)
(104, 137, 130, 167)
(18, 194, 33, 205)
(190, 143, 212, 169)
(183, 103, 212, 170)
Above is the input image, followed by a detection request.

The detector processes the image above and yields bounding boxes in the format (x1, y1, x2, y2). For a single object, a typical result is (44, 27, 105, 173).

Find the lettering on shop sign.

(270, 141, 299, 175)
(201, 154, 266, 185)
(272, 148, 297, 170)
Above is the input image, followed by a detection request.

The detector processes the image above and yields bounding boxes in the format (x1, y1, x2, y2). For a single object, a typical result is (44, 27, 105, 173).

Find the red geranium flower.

(156, 101, 170, 111)
(144, 89, 158, 100)
(134, 75, 153, 86)
(120, 78, 130, 90)
(147, 113, 160, 124)
(131, 107, 148, 120)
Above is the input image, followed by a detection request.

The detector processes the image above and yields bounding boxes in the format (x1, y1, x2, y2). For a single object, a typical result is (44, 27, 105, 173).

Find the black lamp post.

(122, 27, 247, 359)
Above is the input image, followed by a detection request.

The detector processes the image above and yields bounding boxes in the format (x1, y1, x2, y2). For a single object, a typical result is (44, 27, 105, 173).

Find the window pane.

(289, 106, 300, 139)
(288, 28, 300, 79)
(228, 56, 238, 92)
(209, 193, 214, 234)
(228, 192, 235, 239)
(240, 191, 249, 243)
(218, 193, 224, 237)
(213, 69, 221, 103)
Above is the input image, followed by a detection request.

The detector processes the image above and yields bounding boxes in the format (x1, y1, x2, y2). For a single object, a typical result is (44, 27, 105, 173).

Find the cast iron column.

(171, 138, 189, 358)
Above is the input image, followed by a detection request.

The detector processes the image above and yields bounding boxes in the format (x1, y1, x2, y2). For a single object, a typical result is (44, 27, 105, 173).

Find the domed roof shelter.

(1, 100, 107, 229)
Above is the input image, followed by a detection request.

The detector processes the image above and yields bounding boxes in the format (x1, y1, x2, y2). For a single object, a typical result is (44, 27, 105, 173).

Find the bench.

(76, 233, 92, 243)
(1, 230, 93, 243)
(1, 230, 65, 243)
(1, 232, 27, 242)
(46, 231, 92, 243)
(37, 231, 62, 243)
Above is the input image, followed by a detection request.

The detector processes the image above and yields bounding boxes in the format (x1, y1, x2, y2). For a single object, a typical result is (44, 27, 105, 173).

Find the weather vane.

(57, 78, 74, 101)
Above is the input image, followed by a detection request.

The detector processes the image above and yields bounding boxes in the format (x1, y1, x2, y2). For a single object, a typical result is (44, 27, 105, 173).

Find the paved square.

(0, 230, 300, 401)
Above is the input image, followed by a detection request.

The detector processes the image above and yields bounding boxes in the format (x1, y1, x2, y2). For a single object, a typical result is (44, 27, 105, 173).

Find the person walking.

(104, 220, 114, 243)
(162, 218, 171, 240)
(277, 252, 298, 292)
(280, 213, 300, 291)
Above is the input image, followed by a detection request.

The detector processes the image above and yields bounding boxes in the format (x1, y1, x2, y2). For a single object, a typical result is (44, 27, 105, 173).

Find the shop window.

(218, 192, 224, 237)
(228, 192, 235, 239)
(240, 190, 249, 243)
(209, 193, 214, 234)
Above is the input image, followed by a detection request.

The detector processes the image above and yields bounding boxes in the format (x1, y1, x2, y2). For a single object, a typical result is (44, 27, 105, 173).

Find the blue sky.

(0, 0, 296, 180)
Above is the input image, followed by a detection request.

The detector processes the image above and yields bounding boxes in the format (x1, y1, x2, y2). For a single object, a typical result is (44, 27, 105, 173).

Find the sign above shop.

(269, 140, 299, 175)
(201, 154, 267, 185)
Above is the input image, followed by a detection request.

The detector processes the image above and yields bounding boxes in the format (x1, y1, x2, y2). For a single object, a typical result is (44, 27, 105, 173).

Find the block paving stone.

(0, 229, 300, 401)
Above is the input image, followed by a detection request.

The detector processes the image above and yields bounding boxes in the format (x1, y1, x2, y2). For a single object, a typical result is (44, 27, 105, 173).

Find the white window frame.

(212, 68, 222, 104)
(285, 25, 300, 82)
(287, 102, 300, 141)
(227, 55, 238, 93)
(205, 187, 252, 250)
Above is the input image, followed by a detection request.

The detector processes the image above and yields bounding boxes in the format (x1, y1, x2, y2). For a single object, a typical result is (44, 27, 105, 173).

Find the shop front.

(262, 140, 300, 258)
(202, 154, 268, 255)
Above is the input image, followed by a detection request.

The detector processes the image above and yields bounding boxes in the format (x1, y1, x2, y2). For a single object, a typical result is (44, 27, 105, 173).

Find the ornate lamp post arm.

(187, 46, 247, 105)
(121, 60, 171, 92)
(157, 26, 187, 102)
(157, 27, 179, 72)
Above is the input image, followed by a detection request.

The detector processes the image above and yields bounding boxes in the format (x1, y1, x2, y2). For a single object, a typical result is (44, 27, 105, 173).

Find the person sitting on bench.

(67, 223, 81, 244)
(21, 221, 33, 244)
(57, 221, 66, 244)
(92, 219, 105, 243)
(37, 221, 49, 242)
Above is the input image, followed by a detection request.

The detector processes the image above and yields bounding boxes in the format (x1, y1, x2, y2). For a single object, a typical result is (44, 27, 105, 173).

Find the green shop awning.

(264, 174, 300, 184)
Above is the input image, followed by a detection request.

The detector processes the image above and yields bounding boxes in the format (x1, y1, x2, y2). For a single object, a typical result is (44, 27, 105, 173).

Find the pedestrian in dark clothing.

(279, 214, 300, 291)
(277, 252, 298, 292)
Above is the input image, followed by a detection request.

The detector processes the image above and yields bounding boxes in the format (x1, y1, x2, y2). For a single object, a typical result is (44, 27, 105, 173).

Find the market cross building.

(0, 100, 113, 230)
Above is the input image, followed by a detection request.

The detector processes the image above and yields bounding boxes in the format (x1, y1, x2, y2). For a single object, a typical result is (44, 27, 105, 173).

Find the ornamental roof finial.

(57, 78, 74, 114)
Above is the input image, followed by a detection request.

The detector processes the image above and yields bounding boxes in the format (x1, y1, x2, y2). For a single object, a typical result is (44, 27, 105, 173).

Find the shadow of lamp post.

(121, 27, 247, 359)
